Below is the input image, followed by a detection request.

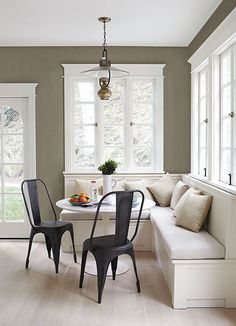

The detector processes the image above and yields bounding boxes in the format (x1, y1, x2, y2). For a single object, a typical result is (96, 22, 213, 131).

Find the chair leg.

(129, 248, 141, 293)
(25, 228, 36, 269)
(111, 257, 118, 280)
(96, 260, 110, 304)
(44, 235, 51, 258)
(51, 237, 62, 274)
(79, 249, 88, 288)
(69, 228, 77, 263)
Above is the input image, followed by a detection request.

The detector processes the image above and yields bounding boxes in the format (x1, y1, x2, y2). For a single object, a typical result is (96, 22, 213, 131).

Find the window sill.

(189, 174, 236, 196)
(64, 170, 166, 176)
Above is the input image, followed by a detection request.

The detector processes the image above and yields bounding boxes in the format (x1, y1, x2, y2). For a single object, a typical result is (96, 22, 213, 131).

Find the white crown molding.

(188, 8, 236, 70)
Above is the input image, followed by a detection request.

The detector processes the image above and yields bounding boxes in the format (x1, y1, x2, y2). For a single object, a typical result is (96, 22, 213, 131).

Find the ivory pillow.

(174, 187, 201, 218)
(170, 180, 189, 209)
(124, 180, 153, 200)
(75, 178, 103, 196)
(175, 193, 213, 232)
(147, 173, 175, 206)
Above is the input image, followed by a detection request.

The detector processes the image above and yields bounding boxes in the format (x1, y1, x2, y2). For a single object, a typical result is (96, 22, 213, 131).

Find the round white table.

(56, 196, 156, 276)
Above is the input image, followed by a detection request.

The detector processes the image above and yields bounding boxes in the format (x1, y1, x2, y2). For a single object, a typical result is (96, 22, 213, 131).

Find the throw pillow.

(170, 180, 189, 209)
(147, 173, 175, 206)
(75, 178, 103, 197)
(173, 187, 201, 218)
(175, 193, 213, 232)
(124, 180, 153, 200)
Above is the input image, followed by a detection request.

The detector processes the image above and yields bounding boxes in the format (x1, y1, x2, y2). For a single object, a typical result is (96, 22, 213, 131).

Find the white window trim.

(62, 64, 165, 173)
(0, 83, 37, 178)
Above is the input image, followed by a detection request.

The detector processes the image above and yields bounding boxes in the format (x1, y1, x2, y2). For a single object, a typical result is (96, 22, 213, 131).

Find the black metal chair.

(79, 190, 145, 303)
(21, 178, 77, 273)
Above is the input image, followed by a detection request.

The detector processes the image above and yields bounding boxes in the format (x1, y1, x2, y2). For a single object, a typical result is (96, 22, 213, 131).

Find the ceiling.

(0, 0, 222, 46)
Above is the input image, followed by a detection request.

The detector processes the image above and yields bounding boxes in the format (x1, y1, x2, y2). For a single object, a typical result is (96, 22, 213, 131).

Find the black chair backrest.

(21, 179, 57, 226)
(90, 190, 145, 246)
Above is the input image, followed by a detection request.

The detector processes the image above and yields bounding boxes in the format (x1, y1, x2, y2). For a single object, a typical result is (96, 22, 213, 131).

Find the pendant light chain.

(103, 21, 107, 47)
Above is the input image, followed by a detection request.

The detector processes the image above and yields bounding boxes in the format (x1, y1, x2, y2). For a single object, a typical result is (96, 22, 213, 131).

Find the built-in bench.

(61, 172, 236, 309)
(151, 175, 236, 309)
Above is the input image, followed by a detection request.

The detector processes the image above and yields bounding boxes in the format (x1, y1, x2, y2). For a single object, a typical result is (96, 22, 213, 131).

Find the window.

(219, 46, 236, 186)
(0, 84, 37, 237)
(63, 64, 164, 172)
(191, 64, 209, 177)
(189, 8, 236, 192)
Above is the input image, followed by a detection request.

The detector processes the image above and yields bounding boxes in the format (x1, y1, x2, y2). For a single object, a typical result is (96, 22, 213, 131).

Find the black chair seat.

(83, 234, 132, 251)
(36, 220, 72, 229)
(21, 179, 77, 273)
(79, 190, 145, 303)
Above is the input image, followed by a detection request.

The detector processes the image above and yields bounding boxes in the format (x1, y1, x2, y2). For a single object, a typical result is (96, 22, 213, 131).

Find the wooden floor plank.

(0, 241, 236, 326)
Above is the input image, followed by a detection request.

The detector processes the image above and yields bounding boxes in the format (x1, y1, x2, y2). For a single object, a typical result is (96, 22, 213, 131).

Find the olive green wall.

(188, 0, 236, 57)
(0, 47, 190, 201)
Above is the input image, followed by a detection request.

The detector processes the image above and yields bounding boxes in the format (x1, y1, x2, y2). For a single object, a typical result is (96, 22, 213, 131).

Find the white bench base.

(152, 230, 236, 309)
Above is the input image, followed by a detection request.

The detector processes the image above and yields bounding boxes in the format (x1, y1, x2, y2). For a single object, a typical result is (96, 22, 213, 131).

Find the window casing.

(63, 64, 164, 173)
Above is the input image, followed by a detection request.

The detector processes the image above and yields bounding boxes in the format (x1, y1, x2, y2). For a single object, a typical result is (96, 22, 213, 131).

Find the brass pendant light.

(81, 17, 128, 100)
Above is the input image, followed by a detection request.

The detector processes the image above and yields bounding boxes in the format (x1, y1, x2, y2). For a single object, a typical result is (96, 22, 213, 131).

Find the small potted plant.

(98, 159, 118, 196)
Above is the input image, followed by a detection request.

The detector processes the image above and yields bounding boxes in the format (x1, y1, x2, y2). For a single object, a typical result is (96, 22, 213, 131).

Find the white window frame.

(189, 7, 236, 194)
(191, 61, 209, 178)
(63, 64, 165, 173)
(0, 83, 37, 237)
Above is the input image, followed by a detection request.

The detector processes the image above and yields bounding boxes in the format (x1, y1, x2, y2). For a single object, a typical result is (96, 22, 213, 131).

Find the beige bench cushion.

(150, 206, 225, 260)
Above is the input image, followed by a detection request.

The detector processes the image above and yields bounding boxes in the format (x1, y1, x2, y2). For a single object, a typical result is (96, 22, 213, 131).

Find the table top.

(56, 197, 156, 213)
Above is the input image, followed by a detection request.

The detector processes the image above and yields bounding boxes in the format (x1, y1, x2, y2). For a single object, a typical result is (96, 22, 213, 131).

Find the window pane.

(222, 52, 231, 85)
(109, 82, 124, 101)
(4, 165, 23, 193)
(222, 86, 231, 116)
(75, 126, 95, 146)
(103, 103, 123, 124)
(104, 147, 124, 167)
(74, 147, 95, 168)
(5, 194, 24, 221)
(199, 123, 206, 148)
(222, 117, 231, 147)
(74, 82, 94, 102)
(133, 125, 152, 145)
(133, 103, 152, 124)
(104, 126, 123, 145)
(133, 148, 152, 167)
(200, 98, 207, 121)
(221, 149, 231, 182)
(133, 81, 153, 102)
(199, 148, 206, 175)
(3, 107, 23, 133)
(3, 135, 23, 163)
(200, 71, 207, 97)
(74, 104, 95, 124)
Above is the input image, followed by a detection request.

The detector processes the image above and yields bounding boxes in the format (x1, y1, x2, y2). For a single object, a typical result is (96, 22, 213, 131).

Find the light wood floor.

(0, 241, 236, 326)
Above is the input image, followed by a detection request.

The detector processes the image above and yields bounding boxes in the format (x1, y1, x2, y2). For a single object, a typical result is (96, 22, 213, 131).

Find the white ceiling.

(0, 0, 222, 46)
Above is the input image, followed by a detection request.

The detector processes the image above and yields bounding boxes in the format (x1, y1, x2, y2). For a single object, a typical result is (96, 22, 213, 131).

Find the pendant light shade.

(80, 17, 129, 100)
